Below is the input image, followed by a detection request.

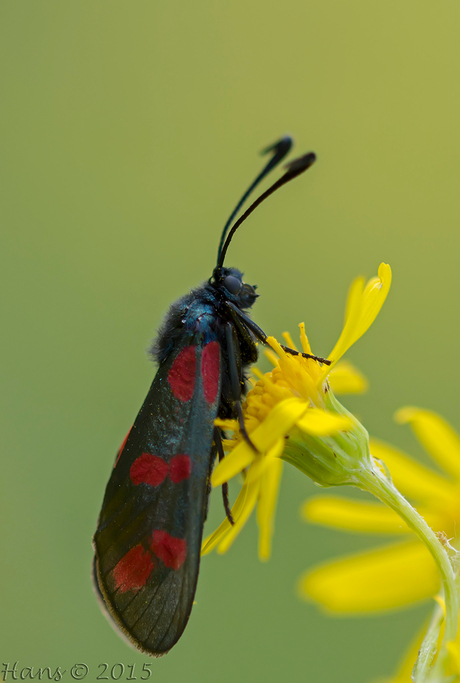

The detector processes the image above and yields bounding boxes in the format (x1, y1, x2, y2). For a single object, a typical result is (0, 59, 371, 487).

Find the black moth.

(93, 136, 326, 656)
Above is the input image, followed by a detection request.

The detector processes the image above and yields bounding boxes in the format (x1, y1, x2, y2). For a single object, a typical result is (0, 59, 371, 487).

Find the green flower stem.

(356, 464, 459, 649)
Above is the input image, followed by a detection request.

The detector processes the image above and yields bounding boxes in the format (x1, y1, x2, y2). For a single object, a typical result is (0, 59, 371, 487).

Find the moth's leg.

(225, 322, 258, 451)
(226, 301, 267, 344)
(278, 346, 331, 365)
(225, 303, 258, 363)
(203, 445, 217, 523)
(226, 301, 331, 365)
(213, 427, 235, 526)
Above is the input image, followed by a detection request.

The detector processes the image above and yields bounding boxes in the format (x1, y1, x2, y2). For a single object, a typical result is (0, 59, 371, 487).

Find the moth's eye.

(223, 275, 242, 295)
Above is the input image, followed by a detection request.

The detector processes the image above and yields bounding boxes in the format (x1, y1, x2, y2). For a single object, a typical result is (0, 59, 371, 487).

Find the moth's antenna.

(217, 152, 316, 269)
(216, 136, 293, 265)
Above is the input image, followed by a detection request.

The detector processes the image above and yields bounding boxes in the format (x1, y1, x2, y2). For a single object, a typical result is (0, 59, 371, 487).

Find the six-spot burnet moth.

(92, 136, 328, 656)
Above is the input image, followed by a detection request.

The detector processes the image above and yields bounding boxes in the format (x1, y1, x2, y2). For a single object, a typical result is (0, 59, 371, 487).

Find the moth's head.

(210, 266, 258, 309)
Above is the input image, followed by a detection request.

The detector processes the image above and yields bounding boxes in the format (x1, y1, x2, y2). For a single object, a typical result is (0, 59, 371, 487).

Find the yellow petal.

(370, 438, 455, 502)
(326, 263, 392, 369)
(201, 483, 249, 555)
(327, 276, 365, 366)
(210, 455, 273, 555)
(328, 360, 369, 395)
(343, 275, 364, 325)
(299, 323, 312, 355)
(303, 494, 446, 536)
(202, 455, 267, 555)
(395, 407, 460, 480)
(299, 540, 439, 613)
(302, 496, 412, 534)
(296, 408, 352, 435)
(257, 442, 284, 561)
(266, 335, 288, 359)
(211, 398, 307, 487)
(358, 262, 392, 340)
(211, 441, 256, 487)
(216, 458, 265, 554)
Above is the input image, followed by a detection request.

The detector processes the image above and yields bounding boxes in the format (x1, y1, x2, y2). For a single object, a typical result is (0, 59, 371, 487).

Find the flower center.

(242, 352, 328, 437)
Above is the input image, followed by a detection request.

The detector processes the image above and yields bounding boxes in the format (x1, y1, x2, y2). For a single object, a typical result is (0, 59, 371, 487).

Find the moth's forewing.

(93, 336, 221, 655)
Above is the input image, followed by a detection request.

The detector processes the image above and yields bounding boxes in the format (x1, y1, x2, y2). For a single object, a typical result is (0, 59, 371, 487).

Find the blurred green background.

(1, 1, 460, 681)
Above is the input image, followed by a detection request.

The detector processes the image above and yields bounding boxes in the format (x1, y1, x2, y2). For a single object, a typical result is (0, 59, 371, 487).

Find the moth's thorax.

(151, 267, 258, 366)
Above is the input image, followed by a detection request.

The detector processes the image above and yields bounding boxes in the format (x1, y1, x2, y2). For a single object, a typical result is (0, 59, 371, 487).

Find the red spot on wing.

(115, 427, 132, 467)
(130, 453, 168, 486)
(201, 341, 220, 404)
(168, 345, 197, 402)
(113, 544, 155, 593)
(151, 530, 187, 570)
(169, 454, 191, 483)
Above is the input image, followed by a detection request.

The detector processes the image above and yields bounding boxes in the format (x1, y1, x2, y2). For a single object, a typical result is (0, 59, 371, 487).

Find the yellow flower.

(301, 407, 460, 615)
(202, 263, 392, 560)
